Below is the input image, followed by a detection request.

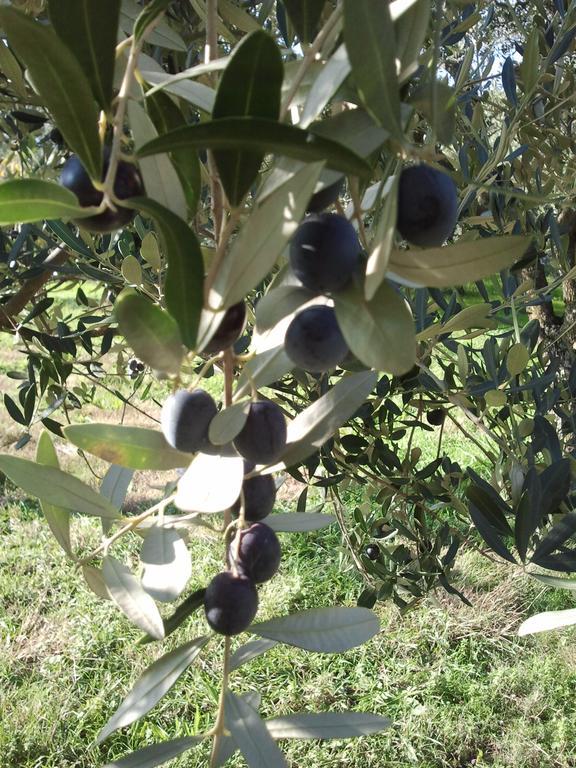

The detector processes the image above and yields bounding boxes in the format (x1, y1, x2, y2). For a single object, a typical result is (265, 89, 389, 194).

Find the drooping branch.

(0, 246, 70, 331)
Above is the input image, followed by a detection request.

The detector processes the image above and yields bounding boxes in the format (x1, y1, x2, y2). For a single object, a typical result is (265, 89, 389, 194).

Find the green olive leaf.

(36, 430, 72, 556)
(137, 118, 371, 179)
(388, 236, 533, 288)
(64, 424, 190, 470)
(0, 179, 99, 225)
(102, 556, 165, 641)
(131, 198, 204, 350)
(343, 0, 402, 139)
(252, 607, 380, 653)
(140, 527, 192, 603)
(334, 279, 416, 375)
(0, 7, 102, 179)
(212, 30, 283, 206)
(49, 0, 120, 111)
(0, 454, 119, 519)
(114, 288, 183, 374)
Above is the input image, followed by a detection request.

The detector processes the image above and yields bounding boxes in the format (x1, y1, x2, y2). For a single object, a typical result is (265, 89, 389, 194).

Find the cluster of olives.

(59, 150, 457, 636)
(162, 387, 286, 635)
(126, 357, 145, 379)
(59, 151, 144, 233)
(204, 507, 282, 635)
(161, 384, 286, 635)
(161, 345, 287, 635)
(284, 212, 361, 373)
(203, 570, 259, 636)
(283, 163, 457, 375)
(162, 387, 287, 461)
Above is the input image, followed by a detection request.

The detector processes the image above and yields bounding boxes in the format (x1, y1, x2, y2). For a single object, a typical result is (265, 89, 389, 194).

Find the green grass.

(1, 489, 576, 768)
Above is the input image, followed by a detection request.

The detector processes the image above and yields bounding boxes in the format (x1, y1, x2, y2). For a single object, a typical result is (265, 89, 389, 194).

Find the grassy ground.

(1, 485, 576, 768)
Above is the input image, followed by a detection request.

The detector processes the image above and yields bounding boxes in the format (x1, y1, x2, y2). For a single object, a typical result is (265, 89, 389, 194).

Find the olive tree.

(1, 0, 576, 765)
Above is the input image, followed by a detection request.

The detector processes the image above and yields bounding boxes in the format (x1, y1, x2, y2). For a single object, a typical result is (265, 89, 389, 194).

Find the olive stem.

(210, 342, 236, 765)
(99, 44, 138, 209)
(100, 13, 167, 207)
(77, 493, 176, 565)
(205, 7, 241, 759)
(209, 635, 232, 768)
(204, 208, 241, 306)
(231, 362, 259, 403)
(205, 0, 225, 243)
(435, 414, 446, 460)
(191, 353, 224, 391)
(330, 486, 375, 587)
(429, 0, 443, 148)
(404, 393, 423, 462)
(115, 36, 133, 58)
(444, 408, 497, 463)
(279, 2, 343, 123)
(511, 296, 521, 344)
(223, 348, 234, 408)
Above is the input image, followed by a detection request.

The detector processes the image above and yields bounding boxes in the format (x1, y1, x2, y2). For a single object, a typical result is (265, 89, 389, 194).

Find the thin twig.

(209, 328, 236, 766)
(100, 45, 139, 207)
(205, 0, 224, 239)
(77, 494, 176, 565)
(330, 486, 374, 587)
(209, 636, 231, 767)
(100, 13, 168, 204)
(279, 3, 343, 122)
(445, 409, 495, 463)
(418, 362, 509, 454)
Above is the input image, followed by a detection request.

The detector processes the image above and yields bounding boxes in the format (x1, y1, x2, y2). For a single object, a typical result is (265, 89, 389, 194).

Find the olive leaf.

(388, 235, 533, 288)
(49, 0, 120, 111)
(0, 8, 102, 178)
(334, 279, 416, 375)
(97, 634, 208, 742)
(64, 424, 190, 470)
(212, 30, 283, 205)
(114, 288, 183, 374)
(36, 431, 72, 556)
(102, 556, 165, 641)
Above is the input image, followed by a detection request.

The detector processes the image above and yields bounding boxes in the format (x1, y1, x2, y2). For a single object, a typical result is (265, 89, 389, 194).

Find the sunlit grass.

(1, 490, 576, 768)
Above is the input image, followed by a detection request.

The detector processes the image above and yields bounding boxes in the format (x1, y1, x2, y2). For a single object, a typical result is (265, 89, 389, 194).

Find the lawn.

(2, 458, 576, 768)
